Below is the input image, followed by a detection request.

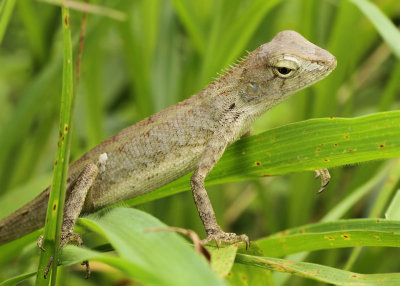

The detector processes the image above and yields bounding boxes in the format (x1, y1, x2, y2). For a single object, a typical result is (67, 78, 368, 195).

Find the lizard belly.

(91, 145, 205, 209)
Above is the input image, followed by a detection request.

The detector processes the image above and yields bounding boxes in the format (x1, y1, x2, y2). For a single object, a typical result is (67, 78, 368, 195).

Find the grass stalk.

(35, 3, 74, 285)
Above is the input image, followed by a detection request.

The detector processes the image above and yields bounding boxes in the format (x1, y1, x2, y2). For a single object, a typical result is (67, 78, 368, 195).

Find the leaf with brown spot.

(236, 254, 400, 285)
(125, 111, 400, 206)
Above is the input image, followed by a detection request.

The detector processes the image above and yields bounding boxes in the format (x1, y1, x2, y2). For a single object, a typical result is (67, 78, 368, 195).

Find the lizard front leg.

(240, 126, 253, 139)
(191, 131, 249, 247)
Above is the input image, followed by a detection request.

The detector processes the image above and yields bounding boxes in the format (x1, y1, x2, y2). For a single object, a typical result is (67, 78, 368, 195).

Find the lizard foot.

(59, 232, 84, 249)
(38, 232, 90, 279)
(202, 230, 250, 249)
(37, 232, 84, 251)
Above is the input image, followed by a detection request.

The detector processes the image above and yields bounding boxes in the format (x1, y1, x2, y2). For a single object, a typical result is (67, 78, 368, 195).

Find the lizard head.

(238, 30, 336, 107)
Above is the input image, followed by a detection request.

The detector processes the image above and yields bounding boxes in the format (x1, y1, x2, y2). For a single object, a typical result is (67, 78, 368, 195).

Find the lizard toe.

(60, 232, 83, 249)
(202, 231, 250, 249)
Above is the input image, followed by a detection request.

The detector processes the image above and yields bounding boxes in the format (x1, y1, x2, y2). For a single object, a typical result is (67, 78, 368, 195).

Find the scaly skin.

(0, 31, 336, 245)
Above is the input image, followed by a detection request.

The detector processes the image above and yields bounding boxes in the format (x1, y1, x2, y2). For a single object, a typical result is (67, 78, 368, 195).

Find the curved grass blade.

(236, 254, 400, 285)
(348, 0, 400, 60)
(61, 208, 225, 286)
(385, 190, 400, 220)
(0, 272, 36, 286)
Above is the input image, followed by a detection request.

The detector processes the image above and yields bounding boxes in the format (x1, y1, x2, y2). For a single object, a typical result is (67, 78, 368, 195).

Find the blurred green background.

(0, 0, 400, 285)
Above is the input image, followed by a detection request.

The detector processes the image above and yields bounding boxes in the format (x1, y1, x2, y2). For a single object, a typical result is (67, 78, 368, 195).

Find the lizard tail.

(0, 187, 50, 245)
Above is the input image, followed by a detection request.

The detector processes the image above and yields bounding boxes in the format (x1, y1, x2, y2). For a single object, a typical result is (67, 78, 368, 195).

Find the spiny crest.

(210, 53, 250, 85)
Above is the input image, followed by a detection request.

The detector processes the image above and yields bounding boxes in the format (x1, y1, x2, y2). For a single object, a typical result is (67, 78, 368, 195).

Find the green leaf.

(61, 208, 225, 286)
(206, 244, 238, 278)
(226, 245, 273, 286)
(257, 218, 400, 257)
(236, 254, 400, 285)
(125, 111, 400, 206)
(348, 0, 400, 60)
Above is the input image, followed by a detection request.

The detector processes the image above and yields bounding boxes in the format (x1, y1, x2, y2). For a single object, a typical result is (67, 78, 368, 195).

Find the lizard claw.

(202, 230, 250, 249)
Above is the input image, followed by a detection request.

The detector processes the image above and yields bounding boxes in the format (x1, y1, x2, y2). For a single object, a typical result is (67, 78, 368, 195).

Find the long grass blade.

(35, 4, 74, 285)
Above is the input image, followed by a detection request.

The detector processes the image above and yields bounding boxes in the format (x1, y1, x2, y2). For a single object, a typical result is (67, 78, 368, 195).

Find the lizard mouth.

(295, 58, 337, 92)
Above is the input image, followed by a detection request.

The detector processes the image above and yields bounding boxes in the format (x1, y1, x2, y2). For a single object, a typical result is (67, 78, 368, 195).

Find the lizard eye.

(275, 67, 293, 76)
(273, 65, 296, 78)
(270, 57, 299, 78)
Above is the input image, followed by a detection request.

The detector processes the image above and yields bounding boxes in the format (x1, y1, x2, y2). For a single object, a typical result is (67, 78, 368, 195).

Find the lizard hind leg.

(59, 163, 98, 248)
(38, 162, 99, 278)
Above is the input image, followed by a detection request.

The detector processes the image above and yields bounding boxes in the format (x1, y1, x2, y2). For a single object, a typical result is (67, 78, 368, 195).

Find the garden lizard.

(0, 30, 336, 248)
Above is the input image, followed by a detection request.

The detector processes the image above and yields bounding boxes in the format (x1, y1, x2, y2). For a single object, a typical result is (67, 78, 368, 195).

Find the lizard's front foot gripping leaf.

(202, 230, 250, 249)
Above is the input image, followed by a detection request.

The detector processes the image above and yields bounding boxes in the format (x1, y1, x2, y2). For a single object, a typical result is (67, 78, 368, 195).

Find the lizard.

(0, 30, 336, 250)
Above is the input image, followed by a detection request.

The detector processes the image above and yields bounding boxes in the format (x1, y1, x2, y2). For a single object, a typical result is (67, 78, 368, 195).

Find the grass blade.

(36, 4, 74, 284)
(385, 190, 400, 220)
(237, 254, 400, 285)
(349, 0, 400, 59)
(0, 272, 36, 286)
(61, 208, 225, 286)
(257, 218, 400, 257)
(125, 111, 400, 206)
